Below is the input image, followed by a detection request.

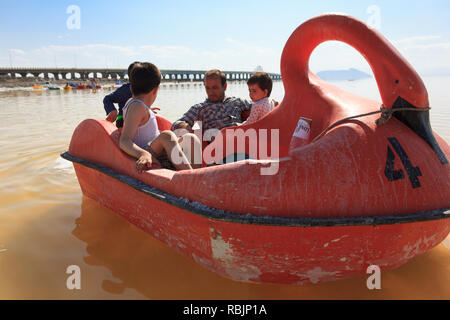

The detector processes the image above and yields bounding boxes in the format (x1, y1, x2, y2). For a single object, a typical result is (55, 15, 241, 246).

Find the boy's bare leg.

(149, 131, 192, 171)
(178, 133, 202, 169)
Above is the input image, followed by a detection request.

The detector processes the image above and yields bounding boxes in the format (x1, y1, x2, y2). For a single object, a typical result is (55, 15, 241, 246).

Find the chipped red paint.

(65, 14, 450, 284)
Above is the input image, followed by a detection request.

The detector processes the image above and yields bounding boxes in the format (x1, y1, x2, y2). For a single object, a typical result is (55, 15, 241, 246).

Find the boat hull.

(71, 159, 450, 285)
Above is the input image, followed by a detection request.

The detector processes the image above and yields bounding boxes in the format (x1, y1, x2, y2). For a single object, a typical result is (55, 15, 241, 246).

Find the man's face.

(204, 77, 226, 103)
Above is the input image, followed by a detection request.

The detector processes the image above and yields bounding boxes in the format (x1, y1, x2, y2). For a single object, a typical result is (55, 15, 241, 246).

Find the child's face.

(248, 83, 268, 102)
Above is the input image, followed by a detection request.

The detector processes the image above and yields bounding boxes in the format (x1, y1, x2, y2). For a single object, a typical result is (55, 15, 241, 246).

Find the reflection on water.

(0, 78, 449, 299)
(73, 197, 449, 299)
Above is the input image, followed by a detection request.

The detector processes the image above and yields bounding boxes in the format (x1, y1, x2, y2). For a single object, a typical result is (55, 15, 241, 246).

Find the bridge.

(0, 67, 281, 82)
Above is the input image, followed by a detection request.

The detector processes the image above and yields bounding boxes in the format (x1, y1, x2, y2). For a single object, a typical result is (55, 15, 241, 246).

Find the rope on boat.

(311, 106, 431, 143)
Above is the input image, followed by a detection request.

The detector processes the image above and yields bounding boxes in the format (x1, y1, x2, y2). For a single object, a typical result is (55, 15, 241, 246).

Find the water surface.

(0, 78, 448, 299)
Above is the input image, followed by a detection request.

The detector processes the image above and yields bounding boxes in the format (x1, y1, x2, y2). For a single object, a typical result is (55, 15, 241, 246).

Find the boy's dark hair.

(247, 72, 273, 97)
(204, 69, 227, 86)
(127, 61, 140, 77)
(130, 62, 161, 96)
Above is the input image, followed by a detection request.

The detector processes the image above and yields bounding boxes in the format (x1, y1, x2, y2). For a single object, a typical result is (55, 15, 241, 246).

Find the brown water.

(0, 78, 449, 299)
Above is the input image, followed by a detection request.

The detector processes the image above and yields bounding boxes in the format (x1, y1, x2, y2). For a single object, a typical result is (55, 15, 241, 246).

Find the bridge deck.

(0, 67, 281, 81)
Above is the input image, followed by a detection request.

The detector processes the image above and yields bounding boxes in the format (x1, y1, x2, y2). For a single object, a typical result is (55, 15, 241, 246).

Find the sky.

(1, 0, 450, 76)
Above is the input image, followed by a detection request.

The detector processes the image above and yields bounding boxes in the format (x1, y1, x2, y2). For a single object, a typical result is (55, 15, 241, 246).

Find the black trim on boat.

(61, 151, 450, 227)
(393, 96, 448, 165)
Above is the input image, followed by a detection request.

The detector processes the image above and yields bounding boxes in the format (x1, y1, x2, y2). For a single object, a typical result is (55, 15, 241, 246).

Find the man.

(171, 69, 252, 132)
(103, 61, 139, 127)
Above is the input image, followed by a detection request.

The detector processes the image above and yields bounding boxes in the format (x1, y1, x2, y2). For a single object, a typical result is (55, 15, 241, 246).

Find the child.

(242, 72, 275, 125)
(119, 62, 199, 172)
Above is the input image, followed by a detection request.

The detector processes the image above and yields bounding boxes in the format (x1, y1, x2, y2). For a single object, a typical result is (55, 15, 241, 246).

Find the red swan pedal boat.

(62, 14, 450, 285)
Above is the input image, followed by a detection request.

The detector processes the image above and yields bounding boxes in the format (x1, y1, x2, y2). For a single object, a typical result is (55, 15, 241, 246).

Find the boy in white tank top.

(119, 62, 199, 172)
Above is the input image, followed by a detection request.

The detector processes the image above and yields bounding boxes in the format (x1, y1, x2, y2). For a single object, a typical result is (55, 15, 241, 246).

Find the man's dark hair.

(204, 69, 227, 86)
(130, 62, 161, 96)
(247, 72, 273, 97)
(127, 61, 140, 77)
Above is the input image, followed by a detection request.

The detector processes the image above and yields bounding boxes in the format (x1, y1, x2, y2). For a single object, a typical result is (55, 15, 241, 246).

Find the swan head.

(281, 14, 429, 109)
(281, 14, 445, 163)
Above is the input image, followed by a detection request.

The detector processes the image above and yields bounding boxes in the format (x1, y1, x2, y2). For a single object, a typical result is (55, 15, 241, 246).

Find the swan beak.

(392, 97, 448, 165)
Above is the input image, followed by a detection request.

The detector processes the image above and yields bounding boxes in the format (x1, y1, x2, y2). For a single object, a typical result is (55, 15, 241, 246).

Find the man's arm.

(172, 121, 192, 131)
(171, 103, 202, 131)
(238, 98, 252, 111)
(232, 98, 252, 123)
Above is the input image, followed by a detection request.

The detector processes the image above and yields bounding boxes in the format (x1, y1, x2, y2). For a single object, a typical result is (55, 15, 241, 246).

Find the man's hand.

(106, 110, 118, 122)
(172, 121, 192, 132)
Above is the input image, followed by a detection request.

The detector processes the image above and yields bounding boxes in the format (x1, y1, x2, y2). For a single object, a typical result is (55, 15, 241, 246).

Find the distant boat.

(76, 83, 88, 89)
(33, 84, 43, 90)
(40, 81, 59, 90)
(47, 84, 60, 90)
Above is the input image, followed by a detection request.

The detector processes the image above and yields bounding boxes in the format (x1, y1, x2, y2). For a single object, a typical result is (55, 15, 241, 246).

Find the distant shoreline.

(0, 77, 256, 89)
